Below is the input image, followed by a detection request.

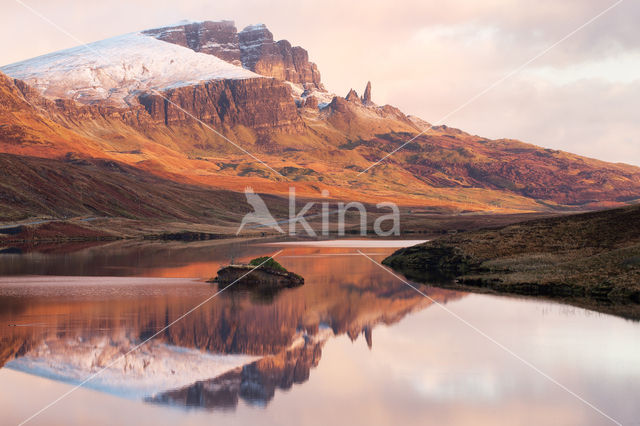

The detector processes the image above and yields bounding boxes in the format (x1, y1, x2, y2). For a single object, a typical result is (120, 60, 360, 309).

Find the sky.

(2, 0, 639, 165)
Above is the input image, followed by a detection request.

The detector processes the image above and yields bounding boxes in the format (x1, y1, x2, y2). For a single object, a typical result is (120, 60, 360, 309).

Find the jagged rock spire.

(362, 81, 372, 105)
(345, 88, 362, 104)
(364, 326, 372, 349)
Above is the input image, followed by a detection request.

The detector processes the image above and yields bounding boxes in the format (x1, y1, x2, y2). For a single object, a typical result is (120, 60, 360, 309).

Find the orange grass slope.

(1, 70, 640, 217)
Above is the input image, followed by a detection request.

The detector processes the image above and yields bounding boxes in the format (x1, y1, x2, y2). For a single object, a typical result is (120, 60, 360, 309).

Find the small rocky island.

(211, 257, 304, 290)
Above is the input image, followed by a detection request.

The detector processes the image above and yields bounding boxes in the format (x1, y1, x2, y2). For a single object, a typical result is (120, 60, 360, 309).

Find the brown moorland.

(384, 205, 640, 319)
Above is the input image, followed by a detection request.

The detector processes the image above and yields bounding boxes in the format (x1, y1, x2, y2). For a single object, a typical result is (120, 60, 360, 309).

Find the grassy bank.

(383, 205, 640, 319)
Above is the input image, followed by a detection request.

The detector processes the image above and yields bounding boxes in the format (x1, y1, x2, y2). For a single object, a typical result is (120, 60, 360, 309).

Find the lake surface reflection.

(0, 239, 639, 425)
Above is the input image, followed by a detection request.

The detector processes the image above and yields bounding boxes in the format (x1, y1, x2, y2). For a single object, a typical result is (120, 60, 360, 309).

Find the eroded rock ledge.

(145, 21, 324, 91)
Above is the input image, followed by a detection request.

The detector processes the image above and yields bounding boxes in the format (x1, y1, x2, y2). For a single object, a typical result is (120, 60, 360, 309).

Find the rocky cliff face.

(150, 337, 324, 409)
(345, 88, 362, 104)
(238, 24, 323, 90)
(143, 21, 242, 66)
(144, 21, 324, 91)
(138, 77, 304, 134)
(2, 66, 304, 141)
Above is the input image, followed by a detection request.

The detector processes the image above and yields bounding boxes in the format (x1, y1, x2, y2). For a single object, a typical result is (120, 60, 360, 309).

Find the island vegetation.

(211, 256, 304, 292)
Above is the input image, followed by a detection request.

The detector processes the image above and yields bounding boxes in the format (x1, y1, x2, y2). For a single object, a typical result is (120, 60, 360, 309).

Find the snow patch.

(0, 32, 260, 107)
(284, 81, 335, 109)
(242, 23, 267, 32)
(6, 336, 259, 399)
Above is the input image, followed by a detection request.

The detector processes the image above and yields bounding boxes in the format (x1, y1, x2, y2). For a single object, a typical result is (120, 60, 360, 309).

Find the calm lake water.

(0, 239, 639, 426)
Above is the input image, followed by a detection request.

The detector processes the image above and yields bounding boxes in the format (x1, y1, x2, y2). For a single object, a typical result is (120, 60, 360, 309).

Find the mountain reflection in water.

(0, 240, 464, 408)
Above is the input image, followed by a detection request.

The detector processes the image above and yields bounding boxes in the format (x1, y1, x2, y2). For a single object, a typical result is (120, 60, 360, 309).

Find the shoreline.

(383, 205, 640, 321)
(407, 276, 640, 321)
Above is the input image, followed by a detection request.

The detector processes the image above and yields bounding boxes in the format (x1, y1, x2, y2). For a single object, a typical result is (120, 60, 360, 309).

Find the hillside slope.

(0, 153, 274, 223)
(1, 20, 640, 218)
(384, 205, 640, 318)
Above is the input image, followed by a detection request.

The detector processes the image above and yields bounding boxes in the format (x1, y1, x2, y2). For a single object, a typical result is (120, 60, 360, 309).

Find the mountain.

(0, 31, 258, 107)
(143, 21, 324, 91)
(1, 20, 640, 224)
(0, 265, 461, 400)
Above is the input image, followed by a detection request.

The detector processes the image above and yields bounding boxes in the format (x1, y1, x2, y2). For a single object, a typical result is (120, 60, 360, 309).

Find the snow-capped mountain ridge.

(0, 31, 259, 107)
(7, 336, 258, 399)
(1, 20, 328, 108)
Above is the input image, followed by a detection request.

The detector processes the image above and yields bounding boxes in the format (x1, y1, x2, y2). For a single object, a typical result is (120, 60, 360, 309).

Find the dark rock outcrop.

(302, 95, 318, 109)
(143, 21, 242, 65)
(238, 24, 323, 90)
(383, 244, 480, 283)
(149, 338, 323, 410)
(144, 21, 324, 90)
(345, 89, 362, 104)
(213, 264, 304, 289)
(138, 77, 304, 134)
(327, 96, 349, 113)
(362, 81, 372, 105)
